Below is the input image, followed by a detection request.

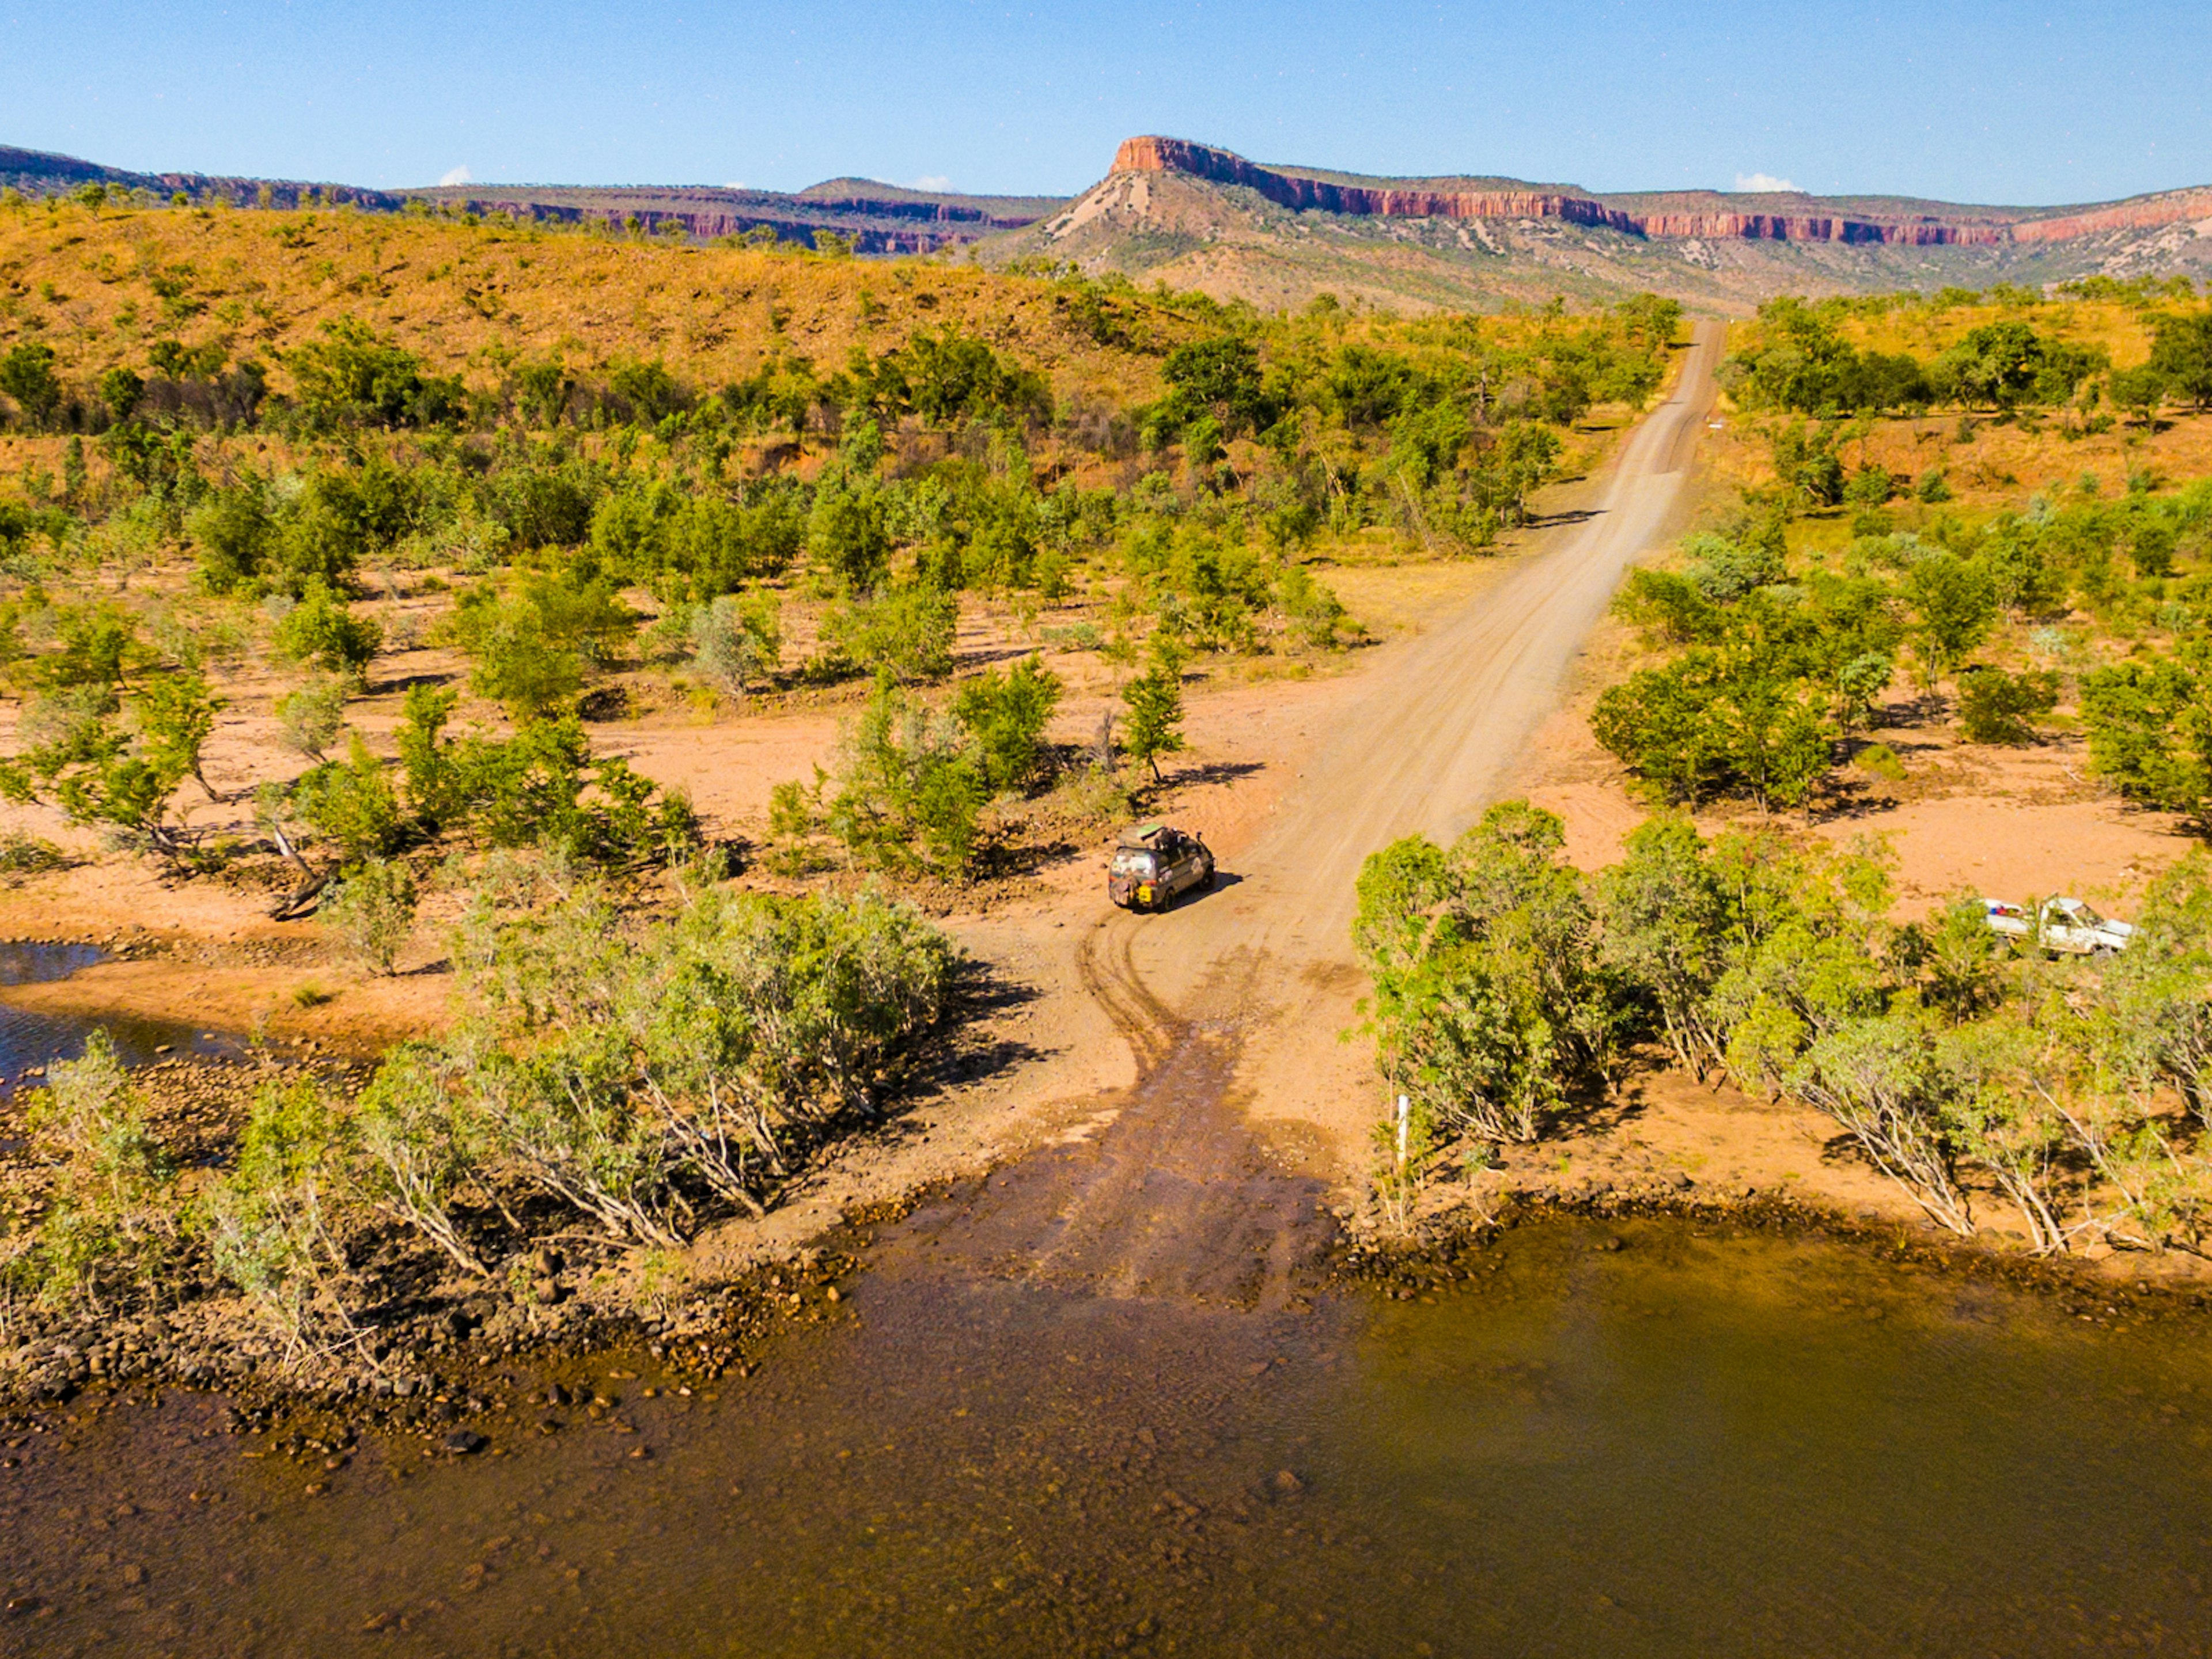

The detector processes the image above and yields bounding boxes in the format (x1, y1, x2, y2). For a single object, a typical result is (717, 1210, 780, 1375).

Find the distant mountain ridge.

(992, 137, 2212, 312)
(1108, 136, 2212, 249)
(13, 134, 2212, 312)
(0, 143, 1062, 253)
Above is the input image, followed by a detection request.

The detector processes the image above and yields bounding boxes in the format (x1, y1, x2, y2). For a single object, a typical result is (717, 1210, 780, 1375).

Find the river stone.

(443, 1430, 488, 1456)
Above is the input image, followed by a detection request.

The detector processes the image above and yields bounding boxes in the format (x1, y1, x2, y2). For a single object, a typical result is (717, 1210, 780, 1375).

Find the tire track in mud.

(893, 325, 1725, 1308)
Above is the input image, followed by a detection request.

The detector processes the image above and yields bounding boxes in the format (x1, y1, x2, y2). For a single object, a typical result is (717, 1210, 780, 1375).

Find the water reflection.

(0, 941, 242, 1097)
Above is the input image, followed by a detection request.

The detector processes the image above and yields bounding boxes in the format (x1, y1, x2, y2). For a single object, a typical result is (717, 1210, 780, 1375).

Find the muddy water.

(9, 1207, 2212, 1656)
(0, 942, 240, 1099)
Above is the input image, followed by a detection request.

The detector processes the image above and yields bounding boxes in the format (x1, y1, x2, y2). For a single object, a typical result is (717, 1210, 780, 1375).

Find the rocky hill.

(984, 137, 2212, 312)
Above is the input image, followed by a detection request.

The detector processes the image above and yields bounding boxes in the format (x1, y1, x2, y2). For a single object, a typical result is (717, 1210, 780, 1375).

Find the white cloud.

(438, 165, 472, 187)
(1732, 172, 1797, 194)
(724, 181, 747, 190)
(909, 175, 953, 193)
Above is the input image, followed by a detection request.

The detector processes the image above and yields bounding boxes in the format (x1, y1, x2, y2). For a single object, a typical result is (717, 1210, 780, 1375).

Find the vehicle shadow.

(1165, 870, 1244, 909)
(1167, 759, 1265, 790)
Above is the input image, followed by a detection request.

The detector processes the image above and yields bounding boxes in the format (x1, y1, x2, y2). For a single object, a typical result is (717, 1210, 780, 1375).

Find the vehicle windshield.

(2069, 902, 2104, 927)
(1112, 850, 1157, 878)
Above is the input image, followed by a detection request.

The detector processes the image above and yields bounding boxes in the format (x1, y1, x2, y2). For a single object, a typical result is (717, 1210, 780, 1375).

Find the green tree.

(469, 609, 583, 718)
(131, 670, 224, 800)
(1120, 638, 1187, 783)
(1352, 802, 1618, 1143)
(1162, 336, 1270, 435)
(0, 672, 218, 861)
(821, 675, 984, 874)
(807, 476, 892, 592)
(185, 485, 274, 593)
(285, 316, 462, 429)
(2109, 365, 2169, 426)
(1904, 554, 1998, 689)
(1595, 815, 1727, 1076)
(290, 733, 403, 863)
(2148, 312, 2212, 410)
(0, 343, 62, 429)
(97, 366, 143, 422)
(953, 654, 1063, 793)
(2080, 657, 2211, 815)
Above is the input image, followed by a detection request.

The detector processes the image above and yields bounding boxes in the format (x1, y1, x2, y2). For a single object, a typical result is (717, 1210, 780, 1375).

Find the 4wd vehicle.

(1983, 896, 2135, 956)
(1108, 823, 1215, 912)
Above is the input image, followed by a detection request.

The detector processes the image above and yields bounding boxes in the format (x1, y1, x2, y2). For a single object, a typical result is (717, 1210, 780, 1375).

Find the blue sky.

(7, 1, 2208, 206)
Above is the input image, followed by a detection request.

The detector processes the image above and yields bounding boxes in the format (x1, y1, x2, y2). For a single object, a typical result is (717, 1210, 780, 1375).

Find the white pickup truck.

(1982, 897, 2135, 956)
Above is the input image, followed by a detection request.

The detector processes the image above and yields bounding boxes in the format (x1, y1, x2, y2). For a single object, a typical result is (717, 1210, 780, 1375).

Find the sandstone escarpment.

(1108, 135, 2206, 250)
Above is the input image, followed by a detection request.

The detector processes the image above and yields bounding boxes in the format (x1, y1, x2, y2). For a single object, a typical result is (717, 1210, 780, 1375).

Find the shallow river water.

(6, 1209, 2211, 1657)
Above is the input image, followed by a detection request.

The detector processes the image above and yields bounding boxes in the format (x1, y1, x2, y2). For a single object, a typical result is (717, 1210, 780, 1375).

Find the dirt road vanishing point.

(901, 323, 1724, 1308)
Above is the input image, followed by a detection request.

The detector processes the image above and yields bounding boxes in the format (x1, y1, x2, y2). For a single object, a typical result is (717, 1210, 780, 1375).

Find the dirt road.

(907, 325, 1724, 1305)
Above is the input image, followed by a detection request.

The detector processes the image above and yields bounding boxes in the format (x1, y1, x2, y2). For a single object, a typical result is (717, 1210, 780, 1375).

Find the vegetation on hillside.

(0, 194, 1680, 881)
(1721, 283, 2212, 422)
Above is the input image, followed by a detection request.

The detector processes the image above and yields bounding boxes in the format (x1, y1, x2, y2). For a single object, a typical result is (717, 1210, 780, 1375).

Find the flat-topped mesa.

(1104, 136, 2100, 247)
(1111, 136, 1638, 230)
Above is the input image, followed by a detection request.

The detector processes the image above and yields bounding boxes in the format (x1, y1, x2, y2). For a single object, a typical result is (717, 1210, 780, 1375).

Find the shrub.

(1353, 802, 1619, 1143)
(13, 1029, 176, 1306)
(199, 1077, 352, 1352)
(690, 590, 782, 696)
(468, 608, 583, 717)
(1854, 743, 1907, 783)
(30, 1029, 172, 1212)
(1682, 527, 1785, 603)
(822, 675, 984, 874)
(320, 857, 419, 974)
(273, 580, 381, 677)
(290, 733, 403, 862)
(275, 674, 348, 759)
(392, 878, 956, 1242)
(1957, 666, 2060, 745)
(1274, 565, 1356, 650)
(0, 830, 65, 874)
(953, 654, 1063, 793)
(820, 585, 957, 683)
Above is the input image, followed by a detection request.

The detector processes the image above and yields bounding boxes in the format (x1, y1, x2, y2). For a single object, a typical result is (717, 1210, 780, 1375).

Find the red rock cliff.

(1108, 136, 2199, 248)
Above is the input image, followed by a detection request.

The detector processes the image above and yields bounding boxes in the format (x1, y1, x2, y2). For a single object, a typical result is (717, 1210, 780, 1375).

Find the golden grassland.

(0, 200, 1180, 405)
(1728, 296, 2166, 370)
(1707, 310, 2212, 512)
(0, 199, 1634, 413)
(1702, 404, 2212, 510)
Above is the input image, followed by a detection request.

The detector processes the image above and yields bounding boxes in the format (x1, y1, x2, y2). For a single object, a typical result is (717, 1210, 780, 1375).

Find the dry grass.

(1703, 404, 2212, 510)
(0, 199, 1181, 404)
(1722, 294, 2185, 373)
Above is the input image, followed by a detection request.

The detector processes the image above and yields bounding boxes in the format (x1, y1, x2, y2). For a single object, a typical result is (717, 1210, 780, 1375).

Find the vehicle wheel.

(1203, 863, 1217, 891)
